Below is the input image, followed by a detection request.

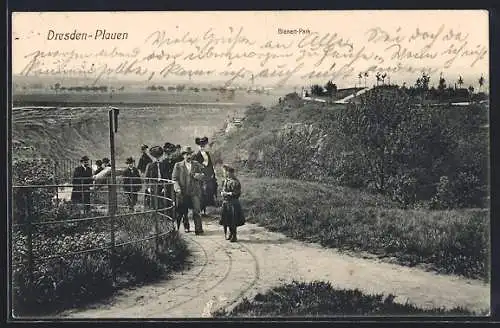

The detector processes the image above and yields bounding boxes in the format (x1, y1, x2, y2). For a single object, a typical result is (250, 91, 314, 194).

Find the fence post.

(154, 181, 159, 255)
(108, 181, 116, 285)
(171, 181, 176, 230)
(54, 162, 59, 204)
(108, 109, 117, 285)
(24, 189, 34, 296)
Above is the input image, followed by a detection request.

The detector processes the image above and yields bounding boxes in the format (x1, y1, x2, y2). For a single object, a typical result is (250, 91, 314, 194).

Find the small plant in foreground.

(213, 281, 474, 317)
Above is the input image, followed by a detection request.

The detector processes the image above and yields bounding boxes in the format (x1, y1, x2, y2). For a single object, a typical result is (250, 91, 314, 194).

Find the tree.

(421, 73, 430, 90)
(468, 85, 475, 102)
(415, 78, 422, 89)
(364, 72, 369, 88)
(381, 73, 387, 85)
(457, 75, 464, 89)
(324, 80, 337, 97)
(358, 73, 363, 87)
(375, 72, 382, 86)
(310, 84, 324, 96)
(420, 72, 430, 104)
(54, 82, 61, 94)
(438, 73, 447, 102)
(478, 75, 485, 92)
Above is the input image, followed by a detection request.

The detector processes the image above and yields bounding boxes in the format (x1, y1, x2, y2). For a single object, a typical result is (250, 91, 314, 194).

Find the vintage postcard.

(10, 10, 490, 319)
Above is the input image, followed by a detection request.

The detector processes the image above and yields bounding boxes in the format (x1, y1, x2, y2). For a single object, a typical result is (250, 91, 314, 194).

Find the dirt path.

(61, 217, 489, 318)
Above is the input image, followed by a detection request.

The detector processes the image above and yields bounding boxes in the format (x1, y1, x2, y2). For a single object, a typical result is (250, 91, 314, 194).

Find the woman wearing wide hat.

(193, 136, 217, 215)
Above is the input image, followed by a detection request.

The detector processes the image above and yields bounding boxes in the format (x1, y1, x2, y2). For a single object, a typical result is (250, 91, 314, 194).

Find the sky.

(12, 10, 489, 89)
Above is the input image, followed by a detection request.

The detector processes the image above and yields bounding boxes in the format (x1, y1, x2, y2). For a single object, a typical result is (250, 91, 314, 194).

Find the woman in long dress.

(193, 137, 217, 215)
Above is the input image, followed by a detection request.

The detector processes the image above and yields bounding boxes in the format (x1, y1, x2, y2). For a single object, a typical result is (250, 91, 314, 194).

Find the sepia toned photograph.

(9, 10, 490, 319)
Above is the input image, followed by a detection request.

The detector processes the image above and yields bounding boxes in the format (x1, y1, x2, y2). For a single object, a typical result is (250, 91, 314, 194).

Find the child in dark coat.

(219, 164, 245, 242)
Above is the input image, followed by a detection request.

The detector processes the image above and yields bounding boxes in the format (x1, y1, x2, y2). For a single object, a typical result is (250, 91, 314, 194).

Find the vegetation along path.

(61, 217, 489, 318)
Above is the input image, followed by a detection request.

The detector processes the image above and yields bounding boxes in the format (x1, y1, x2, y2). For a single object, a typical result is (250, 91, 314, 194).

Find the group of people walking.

(71, 137, 245, 242)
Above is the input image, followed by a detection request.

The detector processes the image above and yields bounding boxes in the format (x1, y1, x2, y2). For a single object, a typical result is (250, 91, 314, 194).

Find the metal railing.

(12, 177, 177, 291)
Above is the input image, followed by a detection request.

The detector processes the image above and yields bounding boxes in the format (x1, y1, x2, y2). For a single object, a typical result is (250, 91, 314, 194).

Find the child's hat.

(222, 163, 235, 173)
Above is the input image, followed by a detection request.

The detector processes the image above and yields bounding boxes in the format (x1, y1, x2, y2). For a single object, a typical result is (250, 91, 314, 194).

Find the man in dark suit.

(160, 142, 178, 179)
(138, 144, 153, 175)
(144, 146, 165, 210)
(122, 157, 142, 212)
(159, 143, 179, 206)
(71, 155, 93, 215)
(172, 146, 206, 234)
(193, 136, 217, 215)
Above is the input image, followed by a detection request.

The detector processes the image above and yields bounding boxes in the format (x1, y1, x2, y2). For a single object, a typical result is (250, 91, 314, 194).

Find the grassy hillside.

(237, 175, 489, 280)
(213, 89, 489, 209)
(211, 89, 489, 279)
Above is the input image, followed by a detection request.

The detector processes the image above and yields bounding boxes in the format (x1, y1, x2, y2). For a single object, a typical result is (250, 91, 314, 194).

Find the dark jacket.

(193, 150, 215, 179)
(122, 167, 142, 192)
(71, 165, 93, 202)
(145, 160, 162, 180)
(193, 150, 217, 208)
(160, 155, 177, 180)
(138, 153, 153, 174)
(219, 177, 245, 227)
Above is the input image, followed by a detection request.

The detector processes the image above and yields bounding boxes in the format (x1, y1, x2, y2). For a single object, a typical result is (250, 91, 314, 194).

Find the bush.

(12, 159, 57, 225)
(12, 224, 188, 316)
(214, 88, 489, 209)
(213, 281, 473, 316)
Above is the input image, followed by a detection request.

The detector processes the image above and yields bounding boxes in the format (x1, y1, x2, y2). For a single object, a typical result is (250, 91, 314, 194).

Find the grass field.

(13, 89, 280, 107)
(236, 175, 489, 280)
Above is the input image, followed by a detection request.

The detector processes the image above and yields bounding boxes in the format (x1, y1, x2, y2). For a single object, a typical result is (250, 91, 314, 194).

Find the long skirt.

(201, 178, 217, 209)
(219, 199, 245, 227)
(71, 188, 91, 205)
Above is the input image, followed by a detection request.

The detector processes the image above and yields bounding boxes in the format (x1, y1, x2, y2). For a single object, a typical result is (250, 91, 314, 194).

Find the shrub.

(213, 281, 473, 317)
(214, 88, 489, 209)
(12, 224, 188, 316)
(12, 158, 57, 225)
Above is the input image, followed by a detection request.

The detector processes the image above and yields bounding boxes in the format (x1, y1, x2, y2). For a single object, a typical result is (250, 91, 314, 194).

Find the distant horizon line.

(12, 73, 490, 90)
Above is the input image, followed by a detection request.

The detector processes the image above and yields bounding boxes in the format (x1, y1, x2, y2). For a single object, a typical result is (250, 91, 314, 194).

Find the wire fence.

(12, 174, 178, 293)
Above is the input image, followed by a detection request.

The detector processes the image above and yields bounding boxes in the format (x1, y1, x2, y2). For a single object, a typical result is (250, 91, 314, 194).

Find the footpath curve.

(62, 218, 489, 318)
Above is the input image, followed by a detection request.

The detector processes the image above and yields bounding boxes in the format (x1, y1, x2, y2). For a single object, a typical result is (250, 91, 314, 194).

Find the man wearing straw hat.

(172, 146, 206, 234)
